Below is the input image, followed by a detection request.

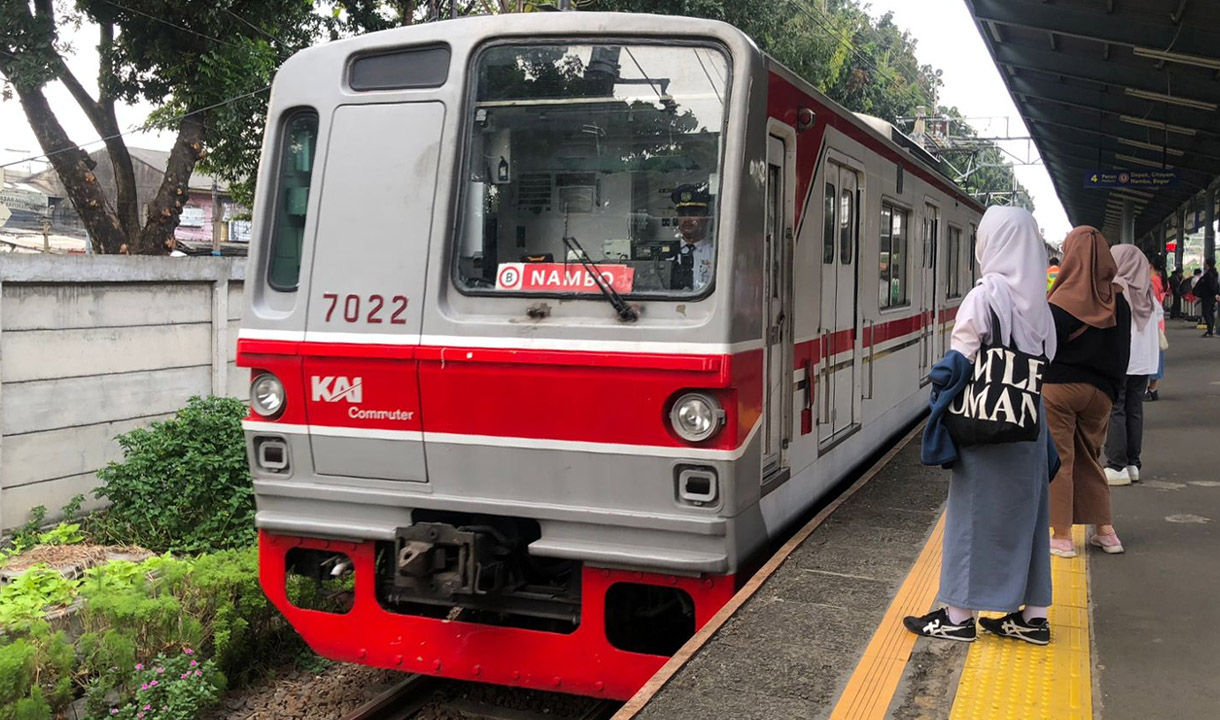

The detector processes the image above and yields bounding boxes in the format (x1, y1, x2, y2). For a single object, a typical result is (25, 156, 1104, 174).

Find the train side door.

(762, 135, 793, 477)
(818, 160, 859, 446)
(919, 202, 939, 377)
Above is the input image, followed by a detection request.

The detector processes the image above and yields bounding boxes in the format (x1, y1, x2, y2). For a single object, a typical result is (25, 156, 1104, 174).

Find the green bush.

(0, 625, 73, 720)
(0, 547, 307, 717)
(77, 548, 304, 688)
(93, 396, 254, 553)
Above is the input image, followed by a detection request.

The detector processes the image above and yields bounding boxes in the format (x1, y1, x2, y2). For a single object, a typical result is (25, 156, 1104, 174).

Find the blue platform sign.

(1084, 169, 1179, 189)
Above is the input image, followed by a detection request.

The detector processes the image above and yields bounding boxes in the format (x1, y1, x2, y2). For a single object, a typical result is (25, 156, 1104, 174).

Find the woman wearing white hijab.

(1103, 245, 1161, 485)
(904, 207, 1058, 646)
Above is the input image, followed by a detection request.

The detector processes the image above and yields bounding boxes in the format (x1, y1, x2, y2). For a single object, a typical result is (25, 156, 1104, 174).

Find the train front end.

(238, 13, 771, 699)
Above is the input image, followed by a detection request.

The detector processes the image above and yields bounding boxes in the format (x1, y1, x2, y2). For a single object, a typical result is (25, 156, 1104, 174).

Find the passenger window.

(880, 203, 908, 309)
(267, 110, 319, 291)
(947, 226, 963, 298)
(823, 183, 836, 264)
(839, 188, 854, 265)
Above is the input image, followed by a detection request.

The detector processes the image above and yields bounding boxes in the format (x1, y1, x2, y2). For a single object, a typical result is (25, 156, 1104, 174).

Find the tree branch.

(52, 47, 140, 239)
(98, 22, 140, 237)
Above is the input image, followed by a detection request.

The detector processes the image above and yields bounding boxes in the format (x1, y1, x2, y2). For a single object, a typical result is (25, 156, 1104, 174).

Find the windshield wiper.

(561, 235, 638, 323)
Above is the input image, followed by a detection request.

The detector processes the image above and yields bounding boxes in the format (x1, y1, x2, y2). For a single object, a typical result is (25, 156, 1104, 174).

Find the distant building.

(0, 167, 52, 231)
(24, 148, 250, 245)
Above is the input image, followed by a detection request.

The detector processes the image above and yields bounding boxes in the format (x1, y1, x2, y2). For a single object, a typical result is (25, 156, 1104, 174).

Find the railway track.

(339, 674, 621, 720)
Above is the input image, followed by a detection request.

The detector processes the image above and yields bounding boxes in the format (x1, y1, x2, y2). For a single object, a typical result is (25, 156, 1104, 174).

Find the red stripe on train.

(238, 310, 938, 449)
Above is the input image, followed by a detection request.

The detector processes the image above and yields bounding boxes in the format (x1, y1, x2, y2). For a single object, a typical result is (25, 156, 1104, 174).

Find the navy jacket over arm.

(921, 350, 972, 468)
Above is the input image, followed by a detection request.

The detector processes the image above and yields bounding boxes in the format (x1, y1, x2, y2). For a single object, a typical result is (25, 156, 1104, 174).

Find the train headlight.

(670, 393, 725, 443)
(251, 373, 286, 418)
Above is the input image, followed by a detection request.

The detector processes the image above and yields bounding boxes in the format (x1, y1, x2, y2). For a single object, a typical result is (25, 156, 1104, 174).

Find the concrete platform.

(1092, 320, 1220, 720)
(613, 319, 1220, 720)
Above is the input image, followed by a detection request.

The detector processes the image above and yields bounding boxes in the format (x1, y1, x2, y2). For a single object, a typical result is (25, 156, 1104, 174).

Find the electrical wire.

(783, 0, 930, 105)
(0, 85, 271, 170)
(100, 0, 246, 50)
(222, 7, 284, 47)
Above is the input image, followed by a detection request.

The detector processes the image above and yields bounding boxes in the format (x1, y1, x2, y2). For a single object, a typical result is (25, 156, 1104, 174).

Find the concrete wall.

(0, 256, 247, 532)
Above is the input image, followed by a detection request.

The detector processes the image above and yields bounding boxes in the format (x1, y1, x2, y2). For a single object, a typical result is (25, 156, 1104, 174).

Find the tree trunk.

(14, 84, 127, 254)
(134, 112, 206, 255)
(56, 55, 142, 241)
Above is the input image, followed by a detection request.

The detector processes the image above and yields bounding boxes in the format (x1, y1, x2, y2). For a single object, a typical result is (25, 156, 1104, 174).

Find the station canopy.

(964, 0, 1220, 240)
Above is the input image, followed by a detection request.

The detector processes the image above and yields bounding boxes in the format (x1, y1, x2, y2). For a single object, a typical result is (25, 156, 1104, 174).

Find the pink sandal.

(1089, 532, 1125, 554)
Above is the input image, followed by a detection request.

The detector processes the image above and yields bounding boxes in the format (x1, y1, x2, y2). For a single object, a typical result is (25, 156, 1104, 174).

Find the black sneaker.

(979, 611, 1050, 646)
(902, 608, 977, 642)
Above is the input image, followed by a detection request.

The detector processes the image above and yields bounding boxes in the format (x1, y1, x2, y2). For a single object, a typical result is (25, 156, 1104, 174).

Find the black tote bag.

(943, 310, 1047, 446)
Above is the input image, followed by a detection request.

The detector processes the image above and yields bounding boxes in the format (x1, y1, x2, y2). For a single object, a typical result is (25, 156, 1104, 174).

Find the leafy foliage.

(0, 624, 74, 720)
(0, 547, 313, 717)
(0, 521, 86, 566)
(0, 566, 79, 629)
(0, 1, 332, 252)
(76, 549, 308, 689)
(2, 507, 48, 560)
(93, 396, 253, 554)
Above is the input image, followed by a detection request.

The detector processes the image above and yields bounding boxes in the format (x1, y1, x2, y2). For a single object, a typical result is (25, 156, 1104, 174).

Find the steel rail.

(338, 674, 442, 720)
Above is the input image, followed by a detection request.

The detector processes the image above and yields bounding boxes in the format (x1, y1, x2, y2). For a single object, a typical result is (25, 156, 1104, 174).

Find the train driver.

(672, 183, 715, 291)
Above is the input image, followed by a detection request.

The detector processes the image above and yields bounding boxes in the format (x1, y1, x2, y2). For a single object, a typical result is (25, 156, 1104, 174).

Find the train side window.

(880, 202, 908, 309)
(823, 182, 836, 264)
(839, 187, 854, 265)
(946, 226, 962, 298)
(267, 109, 320, 291)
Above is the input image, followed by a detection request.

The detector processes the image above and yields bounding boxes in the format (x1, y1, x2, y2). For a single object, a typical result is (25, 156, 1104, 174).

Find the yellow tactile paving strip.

(949, 524, 1093, 720)
(826, 514, 946, 720)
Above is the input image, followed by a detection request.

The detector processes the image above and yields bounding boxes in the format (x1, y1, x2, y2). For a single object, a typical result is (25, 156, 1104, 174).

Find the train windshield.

(456, 43, 729, 298)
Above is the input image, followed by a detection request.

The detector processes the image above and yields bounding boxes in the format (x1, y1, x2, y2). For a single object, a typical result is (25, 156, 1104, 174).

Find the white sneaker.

(1125, 465, 1140, 483)
(1104, 467, 1131, 486)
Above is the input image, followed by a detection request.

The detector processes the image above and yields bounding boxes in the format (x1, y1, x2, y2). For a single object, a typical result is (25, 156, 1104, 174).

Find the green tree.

(0, 1, 323, 254)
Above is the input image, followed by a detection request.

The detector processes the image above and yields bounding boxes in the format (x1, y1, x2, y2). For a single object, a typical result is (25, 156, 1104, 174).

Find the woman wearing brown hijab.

(1044, 227, 1131, 557)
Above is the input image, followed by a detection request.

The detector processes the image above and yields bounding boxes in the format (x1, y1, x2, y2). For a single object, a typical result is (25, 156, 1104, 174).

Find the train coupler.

(393, 522, 508, 600)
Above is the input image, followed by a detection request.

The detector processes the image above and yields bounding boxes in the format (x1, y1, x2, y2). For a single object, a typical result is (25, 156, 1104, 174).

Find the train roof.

(766, 58, 983, 214)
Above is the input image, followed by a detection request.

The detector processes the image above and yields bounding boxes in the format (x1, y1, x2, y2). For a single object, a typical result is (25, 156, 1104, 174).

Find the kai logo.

(311, 376, 363, 404)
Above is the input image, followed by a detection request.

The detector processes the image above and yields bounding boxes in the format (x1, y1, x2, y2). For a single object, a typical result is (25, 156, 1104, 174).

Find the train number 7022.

(321, 293, 408, 324)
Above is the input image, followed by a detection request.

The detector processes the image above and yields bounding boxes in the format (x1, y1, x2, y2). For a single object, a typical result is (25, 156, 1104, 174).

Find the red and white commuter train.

(237, 12, 982, 700)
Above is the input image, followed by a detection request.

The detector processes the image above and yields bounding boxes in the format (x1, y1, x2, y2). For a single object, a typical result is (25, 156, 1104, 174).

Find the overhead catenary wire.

(693, 48, 723, 105)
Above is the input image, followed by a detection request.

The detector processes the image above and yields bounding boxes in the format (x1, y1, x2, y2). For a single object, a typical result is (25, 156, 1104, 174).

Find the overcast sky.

(863, 0, 1071, 244)
(0, 0, 1071, 243)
